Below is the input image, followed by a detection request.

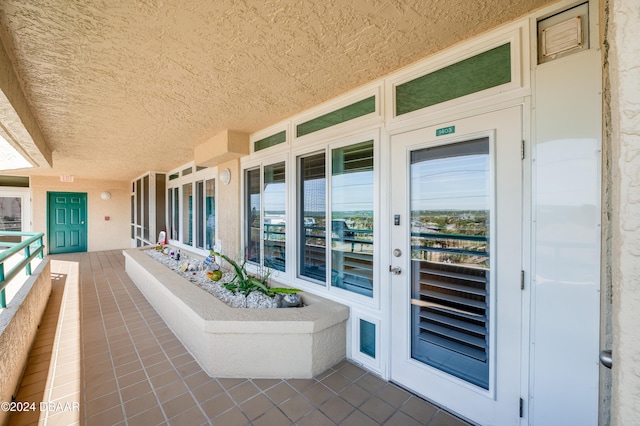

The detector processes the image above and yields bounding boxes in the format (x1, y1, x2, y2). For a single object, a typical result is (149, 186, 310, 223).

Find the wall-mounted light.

(101, 191, 111, 200)
(220, 168, 231, 185)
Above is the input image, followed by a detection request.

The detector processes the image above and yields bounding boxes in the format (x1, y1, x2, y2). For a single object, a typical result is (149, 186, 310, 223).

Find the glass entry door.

(390, 107, 523, 425)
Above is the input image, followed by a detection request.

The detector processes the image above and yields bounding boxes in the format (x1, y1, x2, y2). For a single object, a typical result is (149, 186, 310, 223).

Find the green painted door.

(48, 192, 88, 254)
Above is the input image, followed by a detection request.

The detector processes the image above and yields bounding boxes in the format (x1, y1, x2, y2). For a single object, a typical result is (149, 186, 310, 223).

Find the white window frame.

(241, 153, 290, 282)
(166, 162, 218, 256)
(291, 129, 381, 309)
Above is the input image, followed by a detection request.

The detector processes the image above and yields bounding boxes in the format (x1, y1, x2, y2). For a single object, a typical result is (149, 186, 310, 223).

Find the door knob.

(389, 266, 402, 275)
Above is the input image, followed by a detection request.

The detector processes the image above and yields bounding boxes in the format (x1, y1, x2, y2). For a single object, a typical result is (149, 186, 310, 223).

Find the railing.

(412, 232, 488, 258)
(0, 232, 45, 308)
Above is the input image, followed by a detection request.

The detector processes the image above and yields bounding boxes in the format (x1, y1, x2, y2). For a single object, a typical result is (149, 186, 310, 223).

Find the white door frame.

(388, 106, 525, 425)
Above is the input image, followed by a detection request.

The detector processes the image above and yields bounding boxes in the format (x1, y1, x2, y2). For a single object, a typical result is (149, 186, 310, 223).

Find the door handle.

(599, 349, 612, 369)
(389, 266, 402, 275)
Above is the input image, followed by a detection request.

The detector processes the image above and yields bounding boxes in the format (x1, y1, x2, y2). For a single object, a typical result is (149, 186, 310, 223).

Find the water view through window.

(299, 153, 326, 282)
(410, 138, 491, 389)
(246, 168, 261, 264)
(331, 141, 374, 297)
(264, 162, 286, 271)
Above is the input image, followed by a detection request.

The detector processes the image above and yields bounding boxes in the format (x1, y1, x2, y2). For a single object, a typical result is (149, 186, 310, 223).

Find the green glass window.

(255, 131, 287, 152)
(396, 43, 511, 116)
(263, 162, 286, 272)
(297, 96, 375, 137)
(331, 141, 374, 297)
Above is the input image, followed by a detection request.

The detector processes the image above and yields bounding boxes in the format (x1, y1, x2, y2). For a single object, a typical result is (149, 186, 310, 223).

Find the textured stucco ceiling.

(0, 0, 553, 181)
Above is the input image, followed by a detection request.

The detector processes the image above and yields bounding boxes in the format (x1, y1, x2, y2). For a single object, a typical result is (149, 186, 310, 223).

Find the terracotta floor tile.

(355, 373, 386, 394)
(377, 383, 412, 408)
(302, 382, 335, 406)
(84, 391, 121, 418)
(120, 379, 153, 403)
(116, 369, 148, 388)
(385, 410, 423, 426)
(227, 380, 260, 404)
(335, 362, 367, 381)
(167, 405, 207, 425)
(296, 409, 335, 426)
(249, 408, 285, 426)
(183, 371, 213, 391)
(84, 379, 118, 402)
(10, 252, 471, 426)
(161, 392, 198, 419)
(400, 396, 439, 424)
(320, 396, 356, 423)
(86, 404, 125, 426)
(175, 360, 201, 378)
(125, 405, 166, 426)
(199, 393, 235, 419)
(265, 382, 297, 405)
(279, 395, 314, 422)
(211, 406, 250, 426)
(341, 409, 379, 426)
(338, 383, 371, 408)
(359, 395, 395, 423)
(155, 380, 189, 404)
(123, 391, 160, 418)
(321, 371, 351, 393)
(217, 378, 246, 389)
(429, 410, 471, 426)
(240, 394, 276, 421)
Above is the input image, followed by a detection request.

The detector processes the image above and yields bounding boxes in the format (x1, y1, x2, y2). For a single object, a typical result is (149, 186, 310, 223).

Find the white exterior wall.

(608, 0, 640, 424)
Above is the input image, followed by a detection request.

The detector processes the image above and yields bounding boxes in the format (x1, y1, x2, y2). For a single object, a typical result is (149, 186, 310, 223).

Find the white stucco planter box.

(123, 248, 349, 378)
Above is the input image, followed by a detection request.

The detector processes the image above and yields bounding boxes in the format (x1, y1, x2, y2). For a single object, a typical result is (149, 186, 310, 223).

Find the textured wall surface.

(0, 31, 51, 169)
(608, 0, 640, 424)
(0, 0, 553, 181)
(0, 260, 51, 425)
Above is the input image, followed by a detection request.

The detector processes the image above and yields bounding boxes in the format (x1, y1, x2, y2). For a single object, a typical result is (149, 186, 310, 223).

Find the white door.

(390, 107, 523, 425)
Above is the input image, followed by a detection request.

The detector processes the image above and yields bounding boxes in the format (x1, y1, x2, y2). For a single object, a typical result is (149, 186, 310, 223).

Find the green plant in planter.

(212, 252, 301, 297)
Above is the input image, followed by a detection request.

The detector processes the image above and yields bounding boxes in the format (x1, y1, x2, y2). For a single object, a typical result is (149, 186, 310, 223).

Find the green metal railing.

(0, 231, 45, 308)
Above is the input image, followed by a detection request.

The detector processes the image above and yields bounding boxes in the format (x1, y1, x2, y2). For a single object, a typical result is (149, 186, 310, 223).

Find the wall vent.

(537, 3, 589, 64)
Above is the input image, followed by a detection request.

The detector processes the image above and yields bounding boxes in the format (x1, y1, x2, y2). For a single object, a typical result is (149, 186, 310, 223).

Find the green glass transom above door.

(48, 192, 88, 254)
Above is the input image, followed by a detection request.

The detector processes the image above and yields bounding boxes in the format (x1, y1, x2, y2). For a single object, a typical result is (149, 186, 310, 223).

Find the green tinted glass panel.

(297, 96, 375, 137)
(396, 43, 511, 116)
(255, 131, 286, 152)
(360, 319, 376, 358)
(169, 173, 179, 181)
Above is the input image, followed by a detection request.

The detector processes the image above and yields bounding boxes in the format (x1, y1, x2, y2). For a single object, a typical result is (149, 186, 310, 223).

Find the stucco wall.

(0, 259, 51, 425)
(607, 0, 640, 424)
(217, 159, 241, 259)
(30, 176, 130, 252)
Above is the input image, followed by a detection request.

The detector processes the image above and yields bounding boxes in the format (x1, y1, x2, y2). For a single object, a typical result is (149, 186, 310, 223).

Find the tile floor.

(8, 250, 470, 425)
